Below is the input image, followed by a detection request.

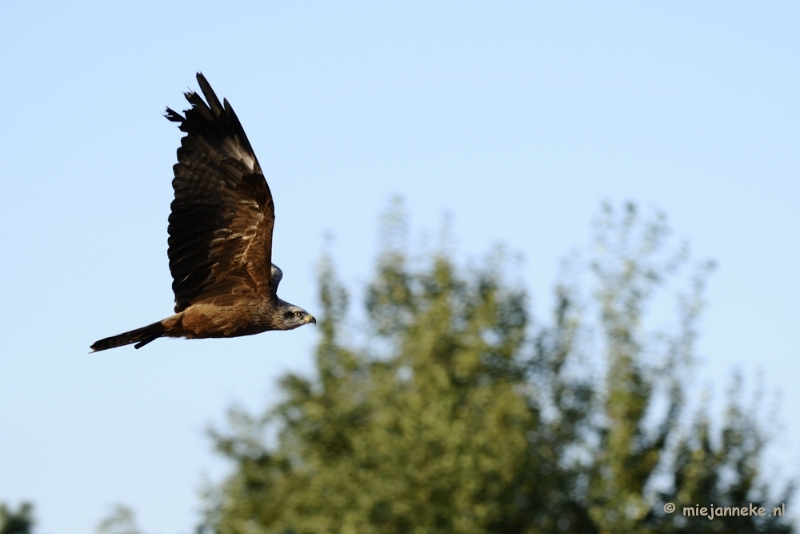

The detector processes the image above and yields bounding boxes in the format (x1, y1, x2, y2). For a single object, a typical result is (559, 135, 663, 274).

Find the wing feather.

(165, 73, 276, 312)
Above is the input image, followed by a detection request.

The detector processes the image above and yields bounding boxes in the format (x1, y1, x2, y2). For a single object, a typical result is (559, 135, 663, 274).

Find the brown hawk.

(91, 74, 315, 352)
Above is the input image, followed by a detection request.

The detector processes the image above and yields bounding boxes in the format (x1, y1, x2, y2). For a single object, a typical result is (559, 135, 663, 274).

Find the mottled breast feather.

(165, 74, 276, 313)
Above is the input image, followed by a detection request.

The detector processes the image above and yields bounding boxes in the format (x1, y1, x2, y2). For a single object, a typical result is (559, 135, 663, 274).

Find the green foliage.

(96, 505, 144, 534)
(205, 201, 794, 534)
(0, 502, 34, 534)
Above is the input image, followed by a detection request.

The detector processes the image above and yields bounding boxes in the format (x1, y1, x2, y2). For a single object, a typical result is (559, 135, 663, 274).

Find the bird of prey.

(91, 74, 315, 352)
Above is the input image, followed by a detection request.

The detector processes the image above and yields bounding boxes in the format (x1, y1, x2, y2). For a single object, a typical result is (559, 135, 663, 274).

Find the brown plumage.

(91, 74, 315, 352)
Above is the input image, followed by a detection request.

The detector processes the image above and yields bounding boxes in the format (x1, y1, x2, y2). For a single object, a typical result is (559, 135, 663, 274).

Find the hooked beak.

(307, 315, 317, 326)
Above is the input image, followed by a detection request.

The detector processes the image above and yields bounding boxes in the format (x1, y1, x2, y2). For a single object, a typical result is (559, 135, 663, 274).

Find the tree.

(205, 201, 794, 533)
(0, 502, 34, 534)
(96, 505, 145, 534)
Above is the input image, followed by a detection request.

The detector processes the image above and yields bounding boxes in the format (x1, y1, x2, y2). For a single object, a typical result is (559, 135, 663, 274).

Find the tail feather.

(91, 321, 165, 352)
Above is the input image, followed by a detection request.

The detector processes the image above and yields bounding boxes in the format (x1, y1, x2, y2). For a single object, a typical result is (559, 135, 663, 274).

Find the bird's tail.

(90, 321, 165, 352)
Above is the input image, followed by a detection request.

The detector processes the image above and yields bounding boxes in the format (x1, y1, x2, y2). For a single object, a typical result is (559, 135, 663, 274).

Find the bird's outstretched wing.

(165, 73, 276, 313)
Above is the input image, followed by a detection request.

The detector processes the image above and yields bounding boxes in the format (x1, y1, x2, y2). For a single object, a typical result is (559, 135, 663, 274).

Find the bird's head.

(279, 305, 316, 330)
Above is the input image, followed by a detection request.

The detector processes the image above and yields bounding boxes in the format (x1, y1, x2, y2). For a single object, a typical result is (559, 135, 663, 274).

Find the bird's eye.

(294, 311, 303, 318)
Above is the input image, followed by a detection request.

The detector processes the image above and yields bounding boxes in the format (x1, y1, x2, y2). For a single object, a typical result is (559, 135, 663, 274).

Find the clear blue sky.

(1, 2, 798, 533)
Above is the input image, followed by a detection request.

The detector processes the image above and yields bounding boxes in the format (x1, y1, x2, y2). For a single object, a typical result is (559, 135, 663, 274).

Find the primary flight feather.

(91, 73, 315, 352)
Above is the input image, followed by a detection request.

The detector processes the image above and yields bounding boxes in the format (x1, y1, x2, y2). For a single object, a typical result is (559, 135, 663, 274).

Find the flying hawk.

(91, 74, 315, 352)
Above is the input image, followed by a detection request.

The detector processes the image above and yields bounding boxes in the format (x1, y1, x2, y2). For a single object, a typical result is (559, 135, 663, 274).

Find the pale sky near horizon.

(1, 2, 798, 533)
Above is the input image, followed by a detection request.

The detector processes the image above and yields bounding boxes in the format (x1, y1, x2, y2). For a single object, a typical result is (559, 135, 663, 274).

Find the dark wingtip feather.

(165, 107, 184, 123)
(196, 72, 224, 116)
